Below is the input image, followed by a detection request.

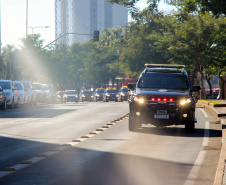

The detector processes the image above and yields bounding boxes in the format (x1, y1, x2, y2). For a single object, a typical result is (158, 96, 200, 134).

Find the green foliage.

(2, 1, 225, 94)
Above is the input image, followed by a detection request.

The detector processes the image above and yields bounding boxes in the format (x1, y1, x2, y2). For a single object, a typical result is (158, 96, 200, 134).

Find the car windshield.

(22, 82, 31, 89)
(14, 83, 23, 90)
(65, 90, 76, 94)
(107, 89, 118, 93)
(42, 85, 49, 90)
(83, 91, 92, 95)
(138, 74, 189, 90)
(96, 89, 104, 93)
(121, 88, 128, 92)
(33, 84, 42, 90)
(0, 82, 11, 89)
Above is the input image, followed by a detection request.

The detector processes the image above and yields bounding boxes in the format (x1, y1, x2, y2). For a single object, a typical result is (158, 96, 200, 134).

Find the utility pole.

(0, 0, 1, 56)
(26, 0, 28, 36)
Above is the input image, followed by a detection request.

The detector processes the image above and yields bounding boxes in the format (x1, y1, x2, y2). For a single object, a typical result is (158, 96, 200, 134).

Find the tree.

(169, 0, 226, 17)
(1, 45, 19, 80)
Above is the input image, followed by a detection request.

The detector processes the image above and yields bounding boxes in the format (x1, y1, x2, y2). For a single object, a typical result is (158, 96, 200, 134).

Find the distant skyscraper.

(55, 0, 128, 46)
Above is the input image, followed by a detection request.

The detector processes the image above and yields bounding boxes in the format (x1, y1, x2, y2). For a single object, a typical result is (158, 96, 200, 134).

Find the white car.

(0, 80, 19, 108)
(32, 82, 45, 102)
(42, 84, 51, 103)
(21, 80, 37, 106)
(13, 81, 29, 106)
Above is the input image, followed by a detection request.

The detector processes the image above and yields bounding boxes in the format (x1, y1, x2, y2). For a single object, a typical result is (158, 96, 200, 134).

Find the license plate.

(157, 110, 167, 114)
(154, 114, 169, 119)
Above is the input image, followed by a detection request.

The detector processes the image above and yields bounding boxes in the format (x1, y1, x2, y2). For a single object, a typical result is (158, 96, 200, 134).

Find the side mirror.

(128, 83, 136, 90)
(192, 85, 201, 92)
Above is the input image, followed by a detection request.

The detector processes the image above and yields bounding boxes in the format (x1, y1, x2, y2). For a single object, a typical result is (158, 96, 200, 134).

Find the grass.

(199, 99, 224, 104)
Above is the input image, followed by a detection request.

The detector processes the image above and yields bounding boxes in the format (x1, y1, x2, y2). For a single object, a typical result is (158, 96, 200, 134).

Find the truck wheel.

(185, 119, 195, 133)
(129, 112, 141, 132)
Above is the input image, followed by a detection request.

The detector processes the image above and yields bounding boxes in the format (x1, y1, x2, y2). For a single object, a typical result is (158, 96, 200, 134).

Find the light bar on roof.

(144, 64, 185, 68)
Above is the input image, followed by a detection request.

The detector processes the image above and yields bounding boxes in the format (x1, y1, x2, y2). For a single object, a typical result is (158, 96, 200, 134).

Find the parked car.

(32, 82, 45, 102)
(56, 91, 65, 103)
(103, 88, 118, 102)
(0, 80, 19, 108)
(13, 81, 29, 106)
(21, 80, 37, 106)
(93, 88, 105, 102)
(0, 86, 6, 110)
(63, 90, 79, 102)
(118, 87, 129, 102)
(47, 84, 55, 102)
(79, 90, 93, 102)
(42, 84, 51, 103)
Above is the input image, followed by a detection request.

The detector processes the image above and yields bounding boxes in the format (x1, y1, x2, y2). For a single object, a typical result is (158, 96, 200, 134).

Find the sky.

(1, 0, 174, 49)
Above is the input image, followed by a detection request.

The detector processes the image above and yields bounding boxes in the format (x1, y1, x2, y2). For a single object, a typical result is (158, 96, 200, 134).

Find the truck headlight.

(180, 98, 191, 105)
(134, 97, 145, 104)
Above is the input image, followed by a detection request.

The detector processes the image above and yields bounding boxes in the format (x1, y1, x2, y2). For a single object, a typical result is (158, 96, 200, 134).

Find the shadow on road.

(134, 125, 221, 138)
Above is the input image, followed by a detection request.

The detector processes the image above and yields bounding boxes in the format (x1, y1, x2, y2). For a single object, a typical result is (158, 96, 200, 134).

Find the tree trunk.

(206, 75, 212, 98)
(219, 73, 226, 100)
(201, 72, 206, 99)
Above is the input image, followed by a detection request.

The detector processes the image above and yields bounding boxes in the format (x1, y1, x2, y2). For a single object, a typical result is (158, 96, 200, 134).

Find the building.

(55, 0, 128, 46)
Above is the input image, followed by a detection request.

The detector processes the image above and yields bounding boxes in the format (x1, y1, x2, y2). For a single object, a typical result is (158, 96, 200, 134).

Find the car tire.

(2, 101, 6, 110)
(185, 119, 195, 133)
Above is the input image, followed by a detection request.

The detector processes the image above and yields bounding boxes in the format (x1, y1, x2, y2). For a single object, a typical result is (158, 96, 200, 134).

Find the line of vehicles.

(0, 79, 132, 111)
(0, 80, 55, 110)
(56, 87, 131, 103)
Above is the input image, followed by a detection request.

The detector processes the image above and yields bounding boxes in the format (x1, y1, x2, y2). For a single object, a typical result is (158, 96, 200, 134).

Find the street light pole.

(42, 32, 93, 49)
(0, 0, 2, 56)
(26, 0, 28, 36)
(29, 26, 50, 35)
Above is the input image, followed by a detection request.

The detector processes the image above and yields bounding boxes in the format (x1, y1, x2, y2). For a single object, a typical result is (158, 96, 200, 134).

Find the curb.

(214, 118, 226, 185)
(197, 101, 226, 185)
(197, 102, 226, 117)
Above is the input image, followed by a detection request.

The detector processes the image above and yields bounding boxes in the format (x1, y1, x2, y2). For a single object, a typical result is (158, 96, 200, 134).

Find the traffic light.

(93, 30, 99, 41)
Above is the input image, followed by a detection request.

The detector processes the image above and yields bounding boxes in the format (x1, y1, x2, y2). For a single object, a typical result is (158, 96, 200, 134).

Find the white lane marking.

(199, 109, 208, 118)
(202, 121, 210, 146)
(184, 109, 210, 184)
(184, 150, 206, 185)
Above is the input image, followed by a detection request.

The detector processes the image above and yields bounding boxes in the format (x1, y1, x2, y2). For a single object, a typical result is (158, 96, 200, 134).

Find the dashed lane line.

(0, 114, 129, 179)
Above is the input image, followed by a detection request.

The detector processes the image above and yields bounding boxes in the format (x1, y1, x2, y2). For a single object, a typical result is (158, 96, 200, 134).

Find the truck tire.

(129, 112, 141, 132)
(185, 119, 195, 133)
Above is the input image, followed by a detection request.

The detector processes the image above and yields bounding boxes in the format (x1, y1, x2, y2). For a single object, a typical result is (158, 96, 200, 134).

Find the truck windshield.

(138, 74, 189, 90)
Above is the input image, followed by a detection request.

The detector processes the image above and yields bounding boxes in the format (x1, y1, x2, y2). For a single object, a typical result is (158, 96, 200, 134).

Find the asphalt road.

(0, 102, 222, 185)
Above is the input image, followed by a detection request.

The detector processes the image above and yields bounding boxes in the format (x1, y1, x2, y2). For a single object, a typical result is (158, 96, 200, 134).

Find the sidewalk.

(196, 100, 226, 185)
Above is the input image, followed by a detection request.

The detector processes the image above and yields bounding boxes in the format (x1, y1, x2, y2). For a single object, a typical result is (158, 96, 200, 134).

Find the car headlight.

(106, 93, 110, 97)
(116, 94, 119, 97)
(65, 95, 68, 98)
(134, 97, 145, 104)
(96, 94, 100, 97)
(82, 95, 86, 97)
(180, 98, 191, 105)
(121, 93, 125, 96)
